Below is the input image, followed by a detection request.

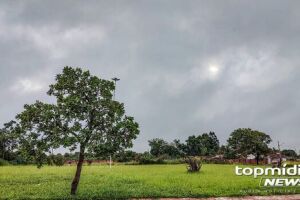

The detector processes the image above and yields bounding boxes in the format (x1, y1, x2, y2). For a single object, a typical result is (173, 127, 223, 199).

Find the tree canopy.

(227, 128, 271, 164)
(281, 149, 298, 158)
(183, 132, 219, 156)
(148, 132, 220, 158)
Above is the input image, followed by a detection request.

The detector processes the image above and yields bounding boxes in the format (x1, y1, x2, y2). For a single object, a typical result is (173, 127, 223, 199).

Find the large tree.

(9, 67, 139, 195)
(227, 128, 271, 165)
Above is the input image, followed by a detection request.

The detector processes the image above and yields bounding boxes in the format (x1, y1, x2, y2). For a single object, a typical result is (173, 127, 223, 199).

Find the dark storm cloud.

(0, 0, 299, 152)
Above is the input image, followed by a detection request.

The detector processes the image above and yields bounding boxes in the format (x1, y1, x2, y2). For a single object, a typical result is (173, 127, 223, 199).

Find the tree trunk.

(256, 152, 260, 165)
(71, 146, 85, 195)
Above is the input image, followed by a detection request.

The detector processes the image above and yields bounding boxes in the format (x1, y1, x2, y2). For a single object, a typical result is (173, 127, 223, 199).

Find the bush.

(114, 150, 137, 162)
(185, 156, 202, 172)
(136, 152, 165, 164)
(53, 154, 65, 166)
(0, 158, 10, 166)
(47, 154, 65, 166)
(9, 155, 29, 165)
(47, 155, 55, 166)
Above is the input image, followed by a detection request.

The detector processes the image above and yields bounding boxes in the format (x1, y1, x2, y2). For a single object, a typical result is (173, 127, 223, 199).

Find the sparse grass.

(0, 164, 299, 199)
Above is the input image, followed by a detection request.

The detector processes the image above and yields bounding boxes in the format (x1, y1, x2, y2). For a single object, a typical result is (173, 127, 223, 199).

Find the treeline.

(1, 128, 299, 166)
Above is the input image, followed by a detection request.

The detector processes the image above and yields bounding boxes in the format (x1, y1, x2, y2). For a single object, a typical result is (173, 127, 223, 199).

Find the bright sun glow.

(208, 65, 220, 75)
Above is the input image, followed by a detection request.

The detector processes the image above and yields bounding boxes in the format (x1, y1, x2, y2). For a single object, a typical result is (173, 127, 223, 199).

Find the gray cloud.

(0, 0, 299, 153)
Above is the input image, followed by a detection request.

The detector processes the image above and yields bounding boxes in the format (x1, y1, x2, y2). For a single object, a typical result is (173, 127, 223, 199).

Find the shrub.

(114, 150, 137, 162)
(0, 158, 10, 166)
(9, 155, 29, 165)
(53, 154, 65, 166)
(47, 154, 65, 166)
(47, 155, 55, 166)
(185, 156, 202, 172)
(136, 152, 165, 164)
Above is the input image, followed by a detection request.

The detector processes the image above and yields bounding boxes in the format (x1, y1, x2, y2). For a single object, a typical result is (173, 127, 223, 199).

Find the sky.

(0, 1, 299, 153)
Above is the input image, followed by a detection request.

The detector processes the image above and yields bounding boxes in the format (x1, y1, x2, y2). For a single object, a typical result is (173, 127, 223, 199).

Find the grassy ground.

(0, 164, 299, 199)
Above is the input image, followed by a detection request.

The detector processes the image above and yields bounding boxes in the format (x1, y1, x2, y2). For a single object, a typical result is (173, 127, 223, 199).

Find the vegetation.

(47, 154, 65, 166)
(185, 156, 202, 172)
(282, 149, 298, 159)
(148, 138, 180, 158)
(183, 132, 219, 156)
(1, 164, 298, 199)
(0, 158, 10, 166)
(147, 132, 220, 171)
(227, 128, 272, 164)
(148, 132, 219, 159)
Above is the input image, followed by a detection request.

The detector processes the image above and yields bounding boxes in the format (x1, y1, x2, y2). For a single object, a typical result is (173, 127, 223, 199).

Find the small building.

(266, 153, 286, 166)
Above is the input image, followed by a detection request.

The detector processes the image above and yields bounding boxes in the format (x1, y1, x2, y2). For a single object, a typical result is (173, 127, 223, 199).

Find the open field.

(0, 164, 299, 199)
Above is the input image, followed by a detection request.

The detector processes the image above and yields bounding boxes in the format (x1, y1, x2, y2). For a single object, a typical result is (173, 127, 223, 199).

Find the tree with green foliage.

(114, 150, 137, 162)
(163, 141, 182, 158)
(183, 132, 219, 156)
(0, 122, 18, 161)
(8, 67, 139, 195)
(281, 149, 298, 159)
(200, 132, 219, 156)
(227, 128, 271, 165)
(53, 154, 65, 166)
(148, 138, 168, 157)
(185, 135, 206, 156)
(148, 138, 182, 158)
(47, 154, 65, 166)
(0, 128, 8, 160)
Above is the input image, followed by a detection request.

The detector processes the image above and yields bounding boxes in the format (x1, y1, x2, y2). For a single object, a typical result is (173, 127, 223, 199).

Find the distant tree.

(201, 132, 219, 156)
(227, 128, 271, 165)
(136, 151, 156, 164)
(218, 145, 226, 155)
(0, 122, 18, 161)
(281, 149, 297, 158)
(53, 154, 65, 166)
(148, 138, 183, 158)
(0, 128, 8, 160)
(173, 139, 186, 156)
(64, 153, 70, 157)
(184, 132, 219, 156)
(114, 150, 137, 162)
(47, 154, 55, 166)
(148, 138, 168, 157)
(8, 67, 139, 195)
(185, 135, 206, 156)
(164, 142, 182, 158)
(223, 145, 237, 159)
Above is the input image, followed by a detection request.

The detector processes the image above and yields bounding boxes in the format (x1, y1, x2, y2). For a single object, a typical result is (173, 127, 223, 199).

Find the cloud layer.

(0, 1, 299, 152)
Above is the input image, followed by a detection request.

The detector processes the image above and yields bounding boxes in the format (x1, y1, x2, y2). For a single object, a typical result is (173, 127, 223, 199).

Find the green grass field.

(0, 164, 299, 199)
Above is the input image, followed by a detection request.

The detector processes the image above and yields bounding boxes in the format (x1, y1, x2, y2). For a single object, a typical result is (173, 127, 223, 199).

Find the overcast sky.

(0, 1, 299, 153)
